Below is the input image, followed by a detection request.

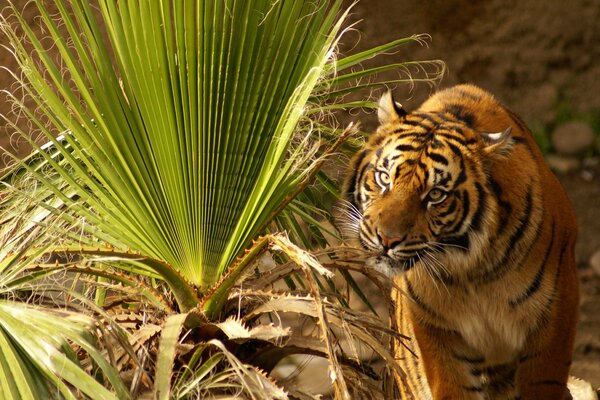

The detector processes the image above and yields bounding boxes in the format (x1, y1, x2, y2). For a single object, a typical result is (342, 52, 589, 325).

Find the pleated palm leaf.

(0, 205, 128, 399)
(0, 0, 444, 398)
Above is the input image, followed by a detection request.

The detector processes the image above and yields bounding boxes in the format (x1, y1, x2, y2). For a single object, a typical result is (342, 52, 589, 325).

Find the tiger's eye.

(374, 170, 390, 190)
(427, 188, 447, 205)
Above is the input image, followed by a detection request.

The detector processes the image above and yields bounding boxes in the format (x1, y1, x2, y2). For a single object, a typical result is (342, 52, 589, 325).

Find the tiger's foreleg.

(515, 241, 579, 400)
(517, 265, 579, 400)
(411, 320, 489, 400)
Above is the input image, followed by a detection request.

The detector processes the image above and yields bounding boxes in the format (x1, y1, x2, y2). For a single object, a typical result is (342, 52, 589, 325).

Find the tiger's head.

(342, 91, 514, 278)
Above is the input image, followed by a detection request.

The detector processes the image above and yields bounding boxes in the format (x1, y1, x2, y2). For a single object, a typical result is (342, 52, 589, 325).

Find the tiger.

(342, 84, 579, 399)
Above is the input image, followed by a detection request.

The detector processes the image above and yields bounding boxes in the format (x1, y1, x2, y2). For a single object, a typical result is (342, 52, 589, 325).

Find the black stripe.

(475, 185, 536, 283)
(469, 182, 486, 232)
(519, 351, 541, 363)
(423, 167, 430, 184)
(410, 112, 445, 127)
(446, 104, 476, 128)
(345, 150, 368, 201)
(453, 352, 485, 364)
(446, 140, 465, 157)
(542, 236, 569, 310)
(460, 190, 471, 229)
(394, 163, 403, 180)
(511, 136, 527, 145)
(454, 166, 467, 188)
(509, 222, 555, 307)
(354, 161, 373, 197)
(393, 130, 423, 141)
(362, 215, 375, 235)
(405, 278, 442, 320)
(428, 152, 449, 165)
(472, 363, 513, 377)
(441, 233, 470, 254)
(489, 177, 512, 235)
(358, 234, 371, 249)
(395, 143, 420, 152)
(455, 87, 483, 102)
(447, 190, 469, 235)
(416, 159, 428, 176)
(487, 364, 518, 393)
(436, 129, 469, 142)
(462, 385, 483, 392)
(437, 174, 452, 188)
(382, 157, 390, 169)
(558, 237, 569, 267)
(438, 198, 458, 217)
(399, 119, 428, 129)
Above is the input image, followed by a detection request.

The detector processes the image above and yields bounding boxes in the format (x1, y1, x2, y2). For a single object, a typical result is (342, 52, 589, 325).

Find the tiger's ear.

(378, 91, 407, 125)
(481, 126, 513, 157)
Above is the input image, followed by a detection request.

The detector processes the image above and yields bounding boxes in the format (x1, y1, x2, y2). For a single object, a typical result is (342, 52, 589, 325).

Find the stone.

(545, 154, 581, 174)
(590, 249, 600, 277)
(551, 121, 596, 156)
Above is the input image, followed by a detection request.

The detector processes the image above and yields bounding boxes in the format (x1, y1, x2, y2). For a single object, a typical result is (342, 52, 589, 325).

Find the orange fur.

(343, 85, 579, 399)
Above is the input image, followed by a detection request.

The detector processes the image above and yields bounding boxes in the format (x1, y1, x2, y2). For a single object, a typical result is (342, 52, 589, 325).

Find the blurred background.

(1, 0, 599, 390)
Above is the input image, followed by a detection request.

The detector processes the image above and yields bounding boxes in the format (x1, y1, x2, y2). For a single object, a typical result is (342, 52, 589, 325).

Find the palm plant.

(0, 0, 443, 398)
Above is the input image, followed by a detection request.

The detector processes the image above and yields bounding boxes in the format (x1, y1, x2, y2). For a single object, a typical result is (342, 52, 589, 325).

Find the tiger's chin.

(366, 254, 415, 278)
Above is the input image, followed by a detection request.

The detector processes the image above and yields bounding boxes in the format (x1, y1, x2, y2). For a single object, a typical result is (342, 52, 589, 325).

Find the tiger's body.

(343, 85, 579, 399)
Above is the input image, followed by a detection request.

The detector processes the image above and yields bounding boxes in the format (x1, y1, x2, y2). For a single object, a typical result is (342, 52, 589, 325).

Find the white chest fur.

(412, 281, 531, 364)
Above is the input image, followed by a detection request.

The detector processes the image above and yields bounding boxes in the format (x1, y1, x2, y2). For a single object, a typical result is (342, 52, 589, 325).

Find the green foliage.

(0, 0, 443, 398)
(530, 122, 552, 154)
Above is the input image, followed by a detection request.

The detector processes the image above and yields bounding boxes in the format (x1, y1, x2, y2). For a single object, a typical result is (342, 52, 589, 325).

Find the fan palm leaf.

(0, 207, 127, 399)
(1, 0, 443, 311)
(1, 0, 444, 398)
(2, 0, 351, 295)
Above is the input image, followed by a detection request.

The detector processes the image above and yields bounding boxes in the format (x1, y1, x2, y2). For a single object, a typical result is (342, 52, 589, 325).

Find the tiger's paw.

(568, 376, 598, 400)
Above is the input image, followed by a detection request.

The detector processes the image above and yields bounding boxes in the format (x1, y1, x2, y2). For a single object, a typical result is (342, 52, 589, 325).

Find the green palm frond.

(0, 301, 126, 400)
(1, 0, 442, 299)
(1, 0, 444, 398)
(0, 217, 126, 399)
(2, 0, 352, 294)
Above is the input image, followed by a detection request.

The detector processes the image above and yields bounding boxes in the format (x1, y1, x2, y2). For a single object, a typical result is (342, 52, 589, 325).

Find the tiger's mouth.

(366, 253, 420, 277)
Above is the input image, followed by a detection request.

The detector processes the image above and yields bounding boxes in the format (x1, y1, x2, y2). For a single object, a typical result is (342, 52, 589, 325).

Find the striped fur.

(343, 85, 579, 399)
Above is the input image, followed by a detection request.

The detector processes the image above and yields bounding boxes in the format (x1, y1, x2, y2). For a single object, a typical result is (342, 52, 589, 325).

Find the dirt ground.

(1, 0, 599, 392)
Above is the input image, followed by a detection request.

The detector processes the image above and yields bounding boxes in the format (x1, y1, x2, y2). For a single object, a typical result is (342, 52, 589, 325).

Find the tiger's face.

(343, 92, 512, 276)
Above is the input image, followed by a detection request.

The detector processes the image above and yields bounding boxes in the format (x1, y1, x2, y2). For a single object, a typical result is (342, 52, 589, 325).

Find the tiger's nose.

(376, 228, 402, 249)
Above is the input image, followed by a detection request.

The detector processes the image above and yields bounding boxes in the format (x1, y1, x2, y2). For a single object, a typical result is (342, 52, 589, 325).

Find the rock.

(590, 249, 600, 277)
(545, 154, 581, 174)
(551, 121, 596, 156)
